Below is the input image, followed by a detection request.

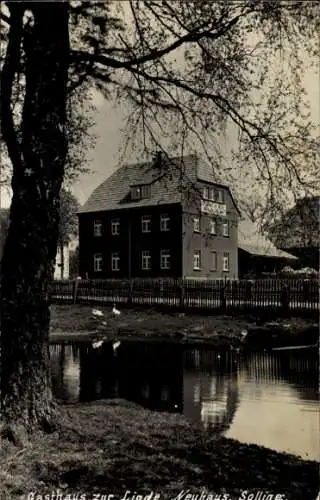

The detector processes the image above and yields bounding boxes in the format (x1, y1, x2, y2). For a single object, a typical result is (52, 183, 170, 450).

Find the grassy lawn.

(49, 304, 318, 346)
(49, 304, 251, 343)
(1, 400, 318, 500)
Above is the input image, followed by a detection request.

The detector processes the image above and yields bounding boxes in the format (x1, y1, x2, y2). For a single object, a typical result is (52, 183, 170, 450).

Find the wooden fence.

(50, 278, 319, 316)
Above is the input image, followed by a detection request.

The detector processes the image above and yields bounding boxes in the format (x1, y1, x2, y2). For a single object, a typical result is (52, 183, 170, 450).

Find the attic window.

(131, 184, 151, 200)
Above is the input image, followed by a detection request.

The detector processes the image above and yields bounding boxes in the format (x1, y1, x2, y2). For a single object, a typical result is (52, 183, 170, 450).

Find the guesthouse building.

(78, 153, 241, 279)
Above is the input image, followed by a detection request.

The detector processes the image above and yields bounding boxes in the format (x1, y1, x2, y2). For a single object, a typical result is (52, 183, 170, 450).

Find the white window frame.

(210, 219, 216, 235)
(93, 253, 103, 272)
(111, 218, 120, 235)
(193, 216, 200, 232)
(222, 252, 230, 272)
(193, 250, 201, 270)
(141, 250, 151, 270)
(160, 214, 170, 232)
(160, 249, 171, 270)
(217, 189, 224, 203)
(93, 220, 102, 237)
(202, 187, 209, 199)
(141, 215, 151, 233)
(111, 252, 120, 271)
(211, 251, 217, 271)
(209, 188, 215, 201)
(222, 220, 229, 237)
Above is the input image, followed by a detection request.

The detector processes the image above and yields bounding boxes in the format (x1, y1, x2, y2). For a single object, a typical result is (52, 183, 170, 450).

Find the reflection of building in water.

(50, 344, 80, 401)
(76, 341, 184, 412)
(116, 342, 184, 412)
(183, 349, 240, 434)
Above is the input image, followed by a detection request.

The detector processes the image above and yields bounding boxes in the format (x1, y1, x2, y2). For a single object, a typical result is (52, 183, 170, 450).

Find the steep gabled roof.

(79, 154, 238, 214)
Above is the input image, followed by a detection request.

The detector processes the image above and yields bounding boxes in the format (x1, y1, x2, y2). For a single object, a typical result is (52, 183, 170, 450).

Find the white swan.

(112, 303, 120, 316)
(92, 339, 105, 349)
(92, 308, 104, 318)
(113, 340, 121, 352)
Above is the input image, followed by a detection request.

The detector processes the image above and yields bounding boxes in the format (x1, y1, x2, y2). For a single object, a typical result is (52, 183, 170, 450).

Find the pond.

(50, 340, 319, 461)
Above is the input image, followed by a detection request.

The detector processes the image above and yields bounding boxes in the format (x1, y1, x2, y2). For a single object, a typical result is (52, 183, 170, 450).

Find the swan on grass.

(112, 303, 120, 316)
(92, 308, 104, 318)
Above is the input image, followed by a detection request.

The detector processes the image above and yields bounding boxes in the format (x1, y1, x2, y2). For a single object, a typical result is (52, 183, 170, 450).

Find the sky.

(0, 5, 319, 210)
(71, 61, 319, 207)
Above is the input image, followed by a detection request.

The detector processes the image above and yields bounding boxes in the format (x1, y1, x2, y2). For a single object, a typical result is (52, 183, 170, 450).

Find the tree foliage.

(59, 188, 80, 246)
(69, 1, 319, 220)
(0, 6, 95, 189)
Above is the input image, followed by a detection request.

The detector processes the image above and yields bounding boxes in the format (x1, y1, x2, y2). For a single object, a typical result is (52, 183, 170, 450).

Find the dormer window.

(131, 184, 151, 200)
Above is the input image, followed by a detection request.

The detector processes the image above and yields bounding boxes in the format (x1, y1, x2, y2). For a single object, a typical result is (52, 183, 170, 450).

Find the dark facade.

(78, 154, 240, 280)
(79, 203, 183, 279)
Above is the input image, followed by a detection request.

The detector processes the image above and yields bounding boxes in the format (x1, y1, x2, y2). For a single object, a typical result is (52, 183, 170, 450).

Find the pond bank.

(0, 400, 318, 500)
(50, 305, 318, 348)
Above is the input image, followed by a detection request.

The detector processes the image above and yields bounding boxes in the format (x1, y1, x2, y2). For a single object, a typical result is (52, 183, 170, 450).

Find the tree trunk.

(59, 237, 65, 280)
(0, 3, 69, 442)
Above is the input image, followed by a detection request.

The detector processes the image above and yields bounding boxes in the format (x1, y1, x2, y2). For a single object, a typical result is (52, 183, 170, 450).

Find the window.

(93, 253, 103, 272)
(93, 220, 102, 237)
(141, 215, 151, 233)
(222, 252, 230, 272)
(217, 189, 224, 202)
(111, 252, 120, 271)
(141, 185, 151, 198)
(211, 251, 217, 271)
(160, 249, 171, 270)
(209, 188, 215, 201)
(160, 214, 170, 232)
(141, 250, 151, 270)
(131, 186, 141, 200)
(202, 187, 209, 199)
(193, 250, 201, 270)
(193, 216, 200, 232)
(210, 219, 216, 235)
(222, 220, 229, 237)
(111, 218, 120, 235)
(131, 184, 151, 200)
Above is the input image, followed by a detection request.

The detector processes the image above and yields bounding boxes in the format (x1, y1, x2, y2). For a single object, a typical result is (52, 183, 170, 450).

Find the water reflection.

(50, 342, 319, 460)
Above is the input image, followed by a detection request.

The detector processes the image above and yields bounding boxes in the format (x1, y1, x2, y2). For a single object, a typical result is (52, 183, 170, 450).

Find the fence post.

(179, 279, 185, 310)
(73, 277, 81, 304)
(303, 279, 310, 303)
(220, 284, 227, 312)
(281, 283, 289, 316)
(127, 279, 133, 305)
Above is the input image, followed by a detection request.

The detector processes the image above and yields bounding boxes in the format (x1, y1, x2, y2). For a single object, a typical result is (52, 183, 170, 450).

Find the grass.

(0, 400, 318, 500)
(49, 304, 318, 346)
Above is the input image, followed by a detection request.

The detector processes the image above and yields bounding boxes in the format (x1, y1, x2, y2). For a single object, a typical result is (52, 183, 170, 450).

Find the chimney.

(153, 150, 163, 167)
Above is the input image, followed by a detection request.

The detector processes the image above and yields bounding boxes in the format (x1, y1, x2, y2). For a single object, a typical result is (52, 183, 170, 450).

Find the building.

(238, 219, 298, 278)
(78, 153, 241, 279)
(267, 196, 320, 270)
